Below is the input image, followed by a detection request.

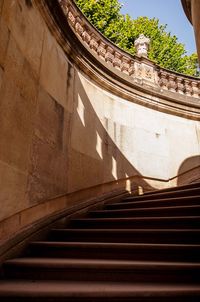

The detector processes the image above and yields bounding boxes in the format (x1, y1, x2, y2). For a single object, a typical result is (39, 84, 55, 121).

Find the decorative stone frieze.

(97, 41, 107, 60)
(176, 78, 185, 94)
(168, 75, 177, 92)
(128, 62, 135, 76)
(121, 56, 131, 75)
(113, 52, 122, 70)
(82, 29, 91, 44)
(144, 66, 152, 79)
(89, 34, 99, 52)
(191, 81, 199, 98)
(135, 62, 143, 78)
(68, 10, 76, 26)
(75, 16, 84, 36)
(185, 79, 193, 96)
(58, 0, 200, 99)
(58, 0, 69, 14)
(105, 46, 114, 64)
(158, 71, 169, 90)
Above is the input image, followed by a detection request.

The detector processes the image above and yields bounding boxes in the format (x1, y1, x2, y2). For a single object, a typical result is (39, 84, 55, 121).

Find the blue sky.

(118, 0, 196, 55)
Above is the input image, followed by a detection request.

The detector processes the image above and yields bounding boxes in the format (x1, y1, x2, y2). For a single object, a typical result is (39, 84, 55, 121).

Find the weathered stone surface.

(68, 149, 104, 193)
(0, 36, 38, 172)
(74, 70, 200, 185)
(1, 0, 44, 75)
(167, 118, 200, 178)
(0, 213, 20, 243)
(65, 63, 75, 113)
(27, 135, 68, 204)
(0, 65, 3, 90)
(0, 160, 27, 221)
(0, 0, 4, 16)
(0, 17, 10, 68)
(40, 29, 68, 108)
(35, 88, 65, 150)
(27, 88, 69, 204)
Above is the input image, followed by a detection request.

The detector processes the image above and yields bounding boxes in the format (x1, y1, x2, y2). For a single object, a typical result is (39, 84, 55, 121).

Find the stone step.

(0, 281, 199, 301)
(1, 182, 200, 301)
(144, 182, 200, 195)
(49, 228, 200, 244)
(125, 185, 200, 202)
(90, 205, 200, 218)
(28, 241, 200, 261)
(106, 195, 200, 210)
(3, 258, 200, 283)
(70, 216, 200, 229)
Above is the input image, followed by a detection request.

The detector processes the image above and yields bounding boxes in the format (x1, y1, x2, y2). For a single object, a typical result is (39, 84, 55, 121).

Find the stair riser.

(106, 198, 200, 210)
(70, 219, 200, 229)
(1, 183, 200, 301)
(29, 245, 200, 262)
(4, 267, 200, 283)
(1, 296, 200, 302)
(124, 189, 200, 201)
(143, 182, 200, 194)
(90, 208, 200, 218)
(49, 231, 200, 244)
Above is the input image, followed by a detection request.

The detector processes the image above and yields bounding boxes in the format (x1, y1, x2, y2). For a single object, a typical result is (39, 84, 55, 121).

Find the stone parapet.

(59, 0, 200, 99)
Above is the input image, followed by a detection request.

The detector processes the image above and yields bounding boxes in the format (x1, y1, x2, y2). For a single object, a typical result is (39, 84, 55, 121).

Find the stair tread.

(52, 228, 200, 233)
(111, 195, 200, 206)
(0, 280, 200, 297)
(31, 241, 200, 248)
(91, 204, 200, 213)
(125, 187, 200, 200)
(5, 258, 200, 269)
(143, 182, 200, 195)
(2, 183, 200, 299)
(72, 216, 200, 221)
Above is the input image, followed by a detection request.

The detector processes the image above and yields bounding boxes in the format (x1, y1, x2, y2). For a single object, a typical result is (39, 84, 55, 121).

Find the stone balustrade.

(58, 0, 200, 98)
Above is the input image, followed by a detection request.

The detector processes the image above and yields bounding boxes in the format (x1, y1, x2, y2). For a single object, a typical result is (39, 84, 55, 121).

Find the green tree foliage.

(75, 0, 199, 76)
(74, 0, 122, 33)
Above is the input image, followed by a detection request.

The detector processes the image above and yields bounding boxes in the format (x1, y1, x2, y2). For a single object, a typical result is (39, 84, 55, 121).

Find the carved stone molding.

(32, 0, 200, 121)
(57, 0, 200, 99)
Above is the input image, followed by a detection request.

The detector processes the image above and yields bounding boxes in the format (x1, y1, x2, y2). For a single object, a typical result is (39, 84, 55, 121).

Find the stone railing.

(58, 0, 200, 99)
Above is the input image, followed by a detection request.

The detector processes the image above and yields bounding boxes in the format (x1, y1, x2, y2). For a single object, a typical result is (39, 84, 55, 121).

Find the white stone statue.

(134, 34, 150, 58)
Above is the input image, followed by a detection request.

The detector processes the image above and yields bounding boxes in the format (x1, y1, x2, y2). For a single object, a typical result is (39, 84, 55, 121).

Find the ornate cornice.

(35, 0, 200, 120)
(58, 0, 199, 98)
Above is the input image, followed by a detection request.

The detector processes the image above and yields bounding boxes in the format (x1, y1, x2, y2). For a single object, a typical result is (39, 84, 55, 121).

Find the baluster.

(191, 81, 200, 98)
(168, 75, 177, 92)
(97, 41, 107, 60)
(113, 52, 122, 70)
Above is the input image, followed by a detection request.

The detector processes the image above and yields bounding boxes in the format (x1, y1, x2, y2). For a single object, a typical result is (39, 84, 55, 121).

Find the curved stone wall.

(0, 0, 200, 245)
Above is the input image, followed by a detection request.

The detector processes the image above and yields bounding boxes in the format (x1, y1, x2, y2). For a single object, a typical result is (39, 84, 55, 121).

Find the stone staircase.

(0, 183, 200, 301)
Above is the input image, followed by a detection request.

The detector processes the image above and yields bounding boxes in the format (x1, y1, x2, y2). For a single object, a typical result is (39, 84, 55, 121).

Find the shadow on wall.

(68, 71, 155, 194)
(177, 155, 200, 186)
